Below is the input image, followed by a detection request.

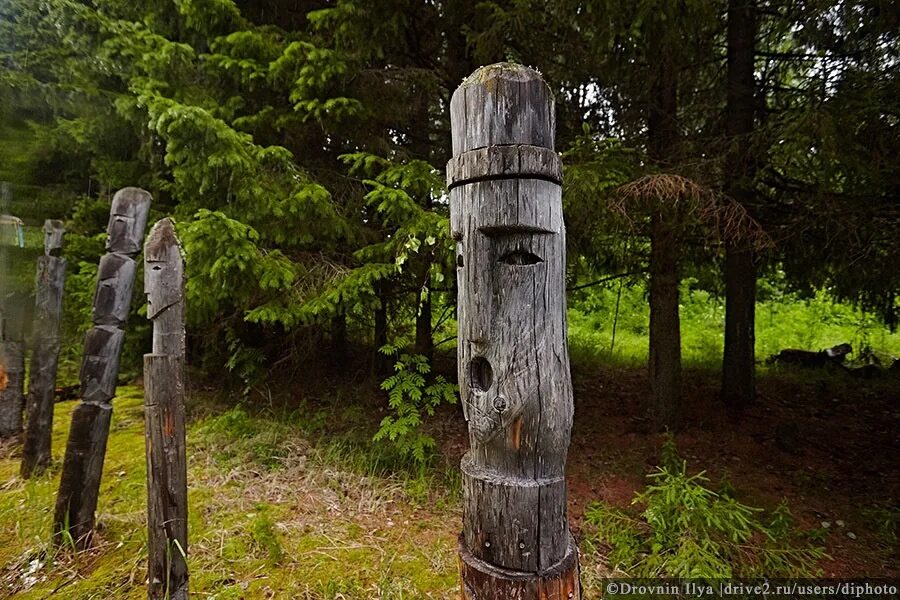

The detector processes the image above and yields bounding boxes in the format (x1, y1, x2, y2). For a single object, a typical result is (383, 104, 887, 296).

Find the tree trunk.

(331, 308, 347, 363)
(722, 0, 759, 412)
(646, 46, 681, 431)
(373, 280, 389, 375)
(723, 245, 756, 409)
(648, 212, 682, 431)
(449, 64, 580, 597)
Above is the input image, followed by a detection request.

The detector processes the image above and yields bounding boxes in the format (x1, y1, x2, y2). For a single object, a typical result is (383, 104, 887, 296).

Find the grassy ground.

(0, 384, 467, 599)
(1, 287, 897, 598)
(567, 279, 900, 369)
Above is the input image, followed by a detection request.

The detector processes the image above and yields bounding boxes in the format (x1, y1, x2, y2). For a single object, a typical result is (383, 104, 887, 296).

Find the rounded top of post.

(450, 63, 555, 155)
(145, 217, 182, 262)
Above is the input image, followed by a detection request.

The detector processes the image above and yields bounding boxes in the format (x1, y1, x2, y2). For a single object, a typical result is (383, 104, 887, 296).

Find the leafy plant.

(374, 345, 457, 464)
(584, 436, 825, 578)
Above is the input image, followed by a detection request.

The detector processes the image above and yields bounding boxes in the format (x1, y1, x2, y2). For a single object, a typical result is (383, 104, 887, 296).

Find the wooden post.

(22, 220, 67, 477)
(54, 187, 150, 548)
(0, 181, 26, 438)
(448, 64, 580, 598)
(143, 218, 188, 600)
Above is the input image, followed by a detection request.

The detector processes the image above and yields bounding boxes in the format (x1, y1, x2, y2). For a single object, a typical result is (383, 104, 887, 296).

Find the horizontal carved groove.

(459, 533, 580, 579)
(461, 454, 565, 487)
(446, 144, 562, 188)
(447, 171, 562, 190)
(478, 224, 554, 237)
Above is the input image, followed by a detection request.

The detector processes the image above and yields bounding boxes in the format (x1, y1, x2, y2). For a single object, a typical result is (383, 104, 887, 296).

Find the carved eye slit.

(457, 254, 464, 268)
(499, 249, 543, 266)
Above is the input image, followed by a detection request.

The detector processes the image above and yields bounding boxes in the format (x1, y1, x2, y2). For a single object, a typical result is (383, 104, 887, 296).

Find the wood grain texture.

(22, 221, 67, 477)
(53, 401, 112, 548)
(459, 534, 580, 600)
(55, 187, 151, 546)
(106, 187, 151, 254)
(145, 218, 185, 358)
(144, 355, 188, 600)
(447, 145, 562, 189)
(449, 63, 579, 594)
(450, 63, 555, 155)
(144, 218, 188, 600)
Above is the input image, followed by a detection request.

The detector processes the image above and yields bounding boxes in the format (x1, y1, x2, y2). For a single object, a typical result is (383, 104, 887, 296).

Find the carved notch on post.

(449, 63, 580, 597)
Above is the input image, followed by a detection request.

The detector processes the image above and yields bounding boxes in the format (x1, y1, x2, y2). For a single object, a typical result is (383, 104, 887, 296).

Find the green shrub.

(584, 436, 825, 578)
(374, 345, 457, 464)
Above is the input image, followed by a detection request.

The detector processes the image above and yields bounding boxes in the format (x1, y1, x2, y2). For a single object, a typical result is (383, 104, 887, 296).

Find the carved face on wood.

(144, 220, 184, 321)
(106, 188, 151, 254)
(450, 176, 572, 465)
(92, 254, 136, 327)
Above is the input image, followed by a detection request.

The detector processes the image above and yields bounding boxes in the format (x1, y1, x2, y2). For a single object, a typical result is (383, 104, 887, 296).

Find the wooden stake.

(54, 187, 150, 548)
(22, 220, 67, 477)
(143, 218, 188, 600)
(448, 64, 580, 597)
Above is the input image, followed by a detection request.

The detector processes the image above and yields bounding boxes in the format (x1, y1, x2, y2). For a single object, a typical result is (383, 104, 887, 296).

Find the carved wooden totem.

(449, 64, 580, 597)
(54, 187, 150, 547)
(143, 218, 188, 600)
(22, 220, 67, 477)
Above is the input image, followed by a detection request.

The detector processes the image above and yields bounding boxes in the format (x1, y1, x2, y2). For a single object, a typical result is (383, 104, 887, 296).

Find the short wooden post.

(54, 187, 151, 548)
(22, 220, 67, 477)
(143, 218, 188, 600)
(448, 64, 581, 598)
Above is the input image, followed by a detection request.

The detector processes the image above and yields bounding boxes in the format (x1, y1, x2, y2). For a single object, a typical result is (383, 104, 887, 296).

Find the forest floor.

(0, 358, 897, 599)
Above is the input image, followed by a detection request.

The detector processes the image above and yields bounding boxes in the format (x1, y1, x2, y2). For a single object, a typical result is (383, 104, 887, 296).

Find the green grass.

(567, 279, 900, 370)
(0, 387, 462, 599)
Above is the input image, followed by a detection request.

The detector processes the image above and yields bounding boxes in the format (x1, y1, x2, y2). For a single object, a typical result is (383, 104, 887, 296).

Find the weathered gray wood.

(55, 187, 151, 547)
(22, 221, 67, 477)
(144, 217, 188, 600)
(449, 63, 580, 596)
(53, 401, 112, 548)
(0, 340, 25, 437)
(43, 219, 65, 256)
(79, 325, 125, 404)
(447, 145, 562, 189)
(107, 187, 152, 254)
(92, 253, 137, 327)
(145, 218, 185, 358)
(144, 355, 188, 600)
